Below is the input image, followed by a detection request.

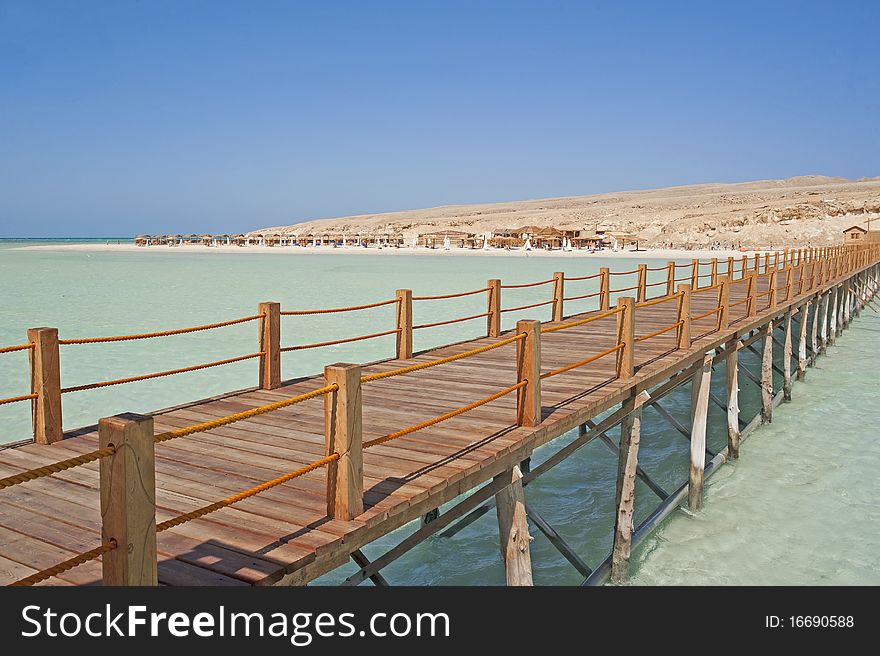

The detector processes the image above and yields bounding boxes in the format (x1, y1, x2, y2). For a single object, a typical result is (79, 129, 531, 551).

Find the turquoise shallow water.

(0, 241, 876, 585)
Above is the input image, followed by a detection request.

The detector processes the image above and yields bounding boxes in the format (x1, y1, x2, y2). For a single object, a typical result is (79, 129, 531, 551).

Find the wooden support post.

(727, 256, 734, 280)
(764, 252, 771, 273)
(761, 322, 774, 423)
(811, 295, 820, 364)
(99, 413, 157, 586)
(676, 284, 691, 349)
(797, 301, 808, 380)
(718, 276, 729, 330)
(753, 253, 760, 274)
(726, 337, 741, 459)
(600, 267, 610, 310)
(324, 363, 364, 520)
(552, 271, 565, 322)
(688, 354, 712, 511)
(610, 389, 650, 584)
(784, 266, 793, 302)
(747, 273, 758, 317)
(395, 289, 413, 359)
(515, 320, 541, 427)
(27, 327, 63, 444)
(666, 261, 676, 296)
(690, 259, 699, 289)
(783, 309, 793, 401)
(495, 465, 533, 586)
(829, 285, 838, 345)
(636, 264, 647, 303)
(487, 279, 501, 337)
(258, 302, 281, 390)
(616, 297, 635, 379)
(711, 258, 718, 286)
(819, 291, 829, 354)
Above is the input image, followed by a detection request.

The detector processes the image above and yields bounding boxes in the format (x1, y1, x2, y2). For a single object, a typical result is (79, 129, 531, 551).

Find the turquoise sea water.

(0, 240, 876, 585)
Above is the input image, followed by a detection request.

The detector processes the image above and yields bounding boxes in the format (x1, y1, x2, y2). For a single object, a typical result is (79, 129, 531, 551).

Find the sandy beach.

(16, 242, 760, 260)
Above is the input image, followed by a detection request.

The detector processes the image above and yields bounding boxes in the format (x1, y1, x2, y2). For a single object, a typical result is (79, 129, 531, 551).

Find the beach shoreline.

(14, 243, 763, 260)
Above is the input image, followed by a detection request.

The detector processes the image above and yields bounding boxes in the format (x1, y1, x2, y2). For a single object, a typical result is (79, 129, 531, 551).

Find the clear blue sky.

(1, 0, 878, 237)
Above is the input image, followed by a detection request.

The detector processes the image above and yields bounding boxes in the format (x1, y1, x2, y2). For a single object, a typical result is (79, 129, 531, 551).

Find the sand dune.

(254, 175, 880, 247)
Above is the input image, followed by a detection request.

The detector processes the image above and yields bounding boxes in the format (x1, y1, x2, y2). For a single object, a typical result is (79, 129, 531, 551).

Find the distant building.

(843, 225, 867, 242)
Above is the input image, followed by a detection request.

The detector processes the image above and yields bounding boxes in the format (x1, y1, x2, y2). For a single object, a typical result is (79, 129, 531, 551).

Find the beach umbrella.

(443, 235, 450, 250)
(411, 236, 418, 248)
(524, 237, 532, 251)
(313, 235, 318, 247)
(483, 234, 490, 250)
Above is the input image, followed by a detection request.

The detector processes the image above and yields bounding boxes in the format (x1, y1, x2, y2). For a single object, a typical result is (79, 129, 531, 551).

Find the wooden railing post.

(767, 268, 777, 309)
(747, 273, 757, 317)
(616, 297, 635, 379)
(395, 289, 413, 359)
(27, 327, 63, 444)
(727, 256, 734, 280)
(739, 256, 748, 279)
(764, 251, 771, 273)
(666, 261, 675, 296)
(552, 271, 565, 322)
(99, 413, 157, 586)
(487, 279, 501, 337)
(688, 354, 712, 511)
(258, 302, 281, 390)
(515, 320, 541, 427)
(636, 264, 647, 303)
(324, 363, 364, 520)
(495, 465, 533, 586)
(611, 389, 650, 584)
(599, 267, 611, 310)
(718, 276, 729, 330)
(690, 258, 699, 289)
(676, 284, 691, 349)
(711, 258, 718, 286)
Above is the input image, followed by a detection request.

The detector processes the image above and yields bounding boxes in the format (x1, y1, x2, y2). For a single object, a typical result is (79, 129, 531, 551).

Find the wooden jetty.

(0, 247, 878, 586)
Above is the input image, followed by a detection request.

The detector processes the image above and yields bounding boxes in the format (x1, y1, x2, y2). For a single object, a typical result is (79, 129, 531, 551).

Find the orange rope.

(635, 320, 684, 343)
(0, 392, 38, 406)
(0, 343, 34, 355)
(363, 381, 525, 449)
(10, 540, 117, 586)
(635, 291, 682, 309)
(691, 306, 723, 321)
(501, 278, 555, 289)
(646, 265, 669, 271)
(156, 454, 340, 532)
(692, 281, 724, 292)
(727, 297, 751, 308)
(413, 287, 490, 301)
(540, 343, 623, 379)
(644, 280, 668, 287)
(564, 272, 601, 281)
(563, 291, 602, 302)
(501, 299, 556, 313)
(58, 314, 263, 345)
(609, 268, 640, 276)
(609, 284, 640, 293)
(61, 352, 264, 393)
(541, 306, 624, 334)
(0, 445, 116, 490)
(413, 312, 490, 330)
(361, 332, 526, 383)
(280, 298, 399, 316)
(281, 328, 400, 352)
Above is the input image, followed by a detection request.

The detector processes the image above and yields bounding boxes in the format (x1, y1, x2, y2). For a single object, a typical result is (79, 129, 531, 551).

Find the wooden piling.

(258, 302, 281, 390)
(828, 285, 838, 345)
(761, 321, 773, 423)
(688, 354, 712, 511)
(676, 284, 691, 349)
(783, 309, 793, 401)
(552, 271, 565, 322)
(797, 301, 808, 380)
(324, 363, 364, 520)
(27, 327, 63, 444)
(516, 320, 541, 427)
(99, 413, 157, 586)
(495, 465, 533, 586)
(819, 291, 829, 354)
(395, 289, 413, 359)
(810, 294, 820, 364)
(611, 389, 650, 583)
(616, 297, 635, 379)
(725, 337, 740, 459)
(487, 279, 501, 337)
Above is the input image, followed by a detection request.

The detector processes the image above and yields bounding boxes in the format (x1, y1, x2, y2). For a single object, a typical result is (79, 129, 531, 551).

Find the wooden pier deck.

(0, 247, 877, 586)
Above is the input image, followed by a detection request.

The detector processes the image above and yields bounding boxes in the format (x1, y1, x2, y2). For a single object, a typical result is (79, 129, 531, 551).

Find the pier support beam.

(688, 355, 712, 511)
(324, 363, 364, 520)
(495, 465, 533, 586)
(27, 327, 63, 444)
(725, 337, 741, 459)
(99, 413, 158, 586)
(797, 301, 808, 381)
(611, 390, 650, 583)
(829, 285, 839, 345)
(782, 309, 793, 401)
(810, 295, 820, 364)
(819, 292, 829, 354)
(761, 321, 774, 423)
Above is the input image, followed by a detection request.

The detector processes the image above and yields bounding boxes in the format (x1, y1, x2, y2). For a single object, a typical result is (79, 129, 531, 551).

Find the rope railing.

(0, 392, 38, 406)
(540, 343, 623, 380)
(361, 332, 526, 383)
(727, 297, 751, 309)
(635, 320, 685, 343)
(281, 329, 400, 352)
(58, 315, 264, 345)
(644, 280, 668, 288)
(362, 381, 526, 449)
(10, 540, 118, 587)
(691, 306, 723, 322)
(500, 299, 556, 314)
(0, 343, 34, 355)
(646, 265, 668, 271)
(564, 272, 602, 281)
(636, 291, 682, 309)
(280, 298, 399, 316)
(563, 290, 602, 302)
(608, 268, 640, 276)
(691, 281, 724, 292)
(0, 445, 117, 490)
(60, 352, 265, 394)
(501, 278, 555, 289)
(609, 284, 639, 293)
(541, 306, 624, 334)
(413, 287, 490, 301)
(413, 312, 491, 331)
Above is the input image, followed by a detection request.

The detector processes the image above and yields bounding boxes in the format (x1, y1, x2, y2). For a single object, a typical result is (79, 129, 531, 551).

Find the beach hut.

(135, 235, 150, 247)
(514, 225, 543, 240)
(166, 234, 181, 246)
(536, 227, 564, 249)
(212, 234, 229, 247)
(201, 234, 213, 246)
